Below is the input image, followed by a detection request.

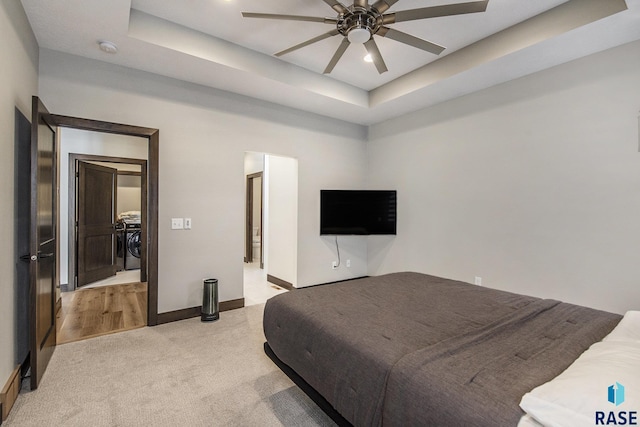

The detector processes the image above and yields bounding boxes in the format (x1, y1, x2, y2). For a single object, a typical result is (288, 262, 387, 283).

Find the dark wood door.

(29, 96, 57, 389)
(245, 175, 253, 263)
(76, 161, 118, 287)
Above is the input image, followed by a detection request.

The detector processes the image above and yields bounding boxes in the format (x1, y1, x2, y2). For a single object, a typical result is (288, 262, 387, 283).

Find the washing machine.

(123, 221, 142, 270)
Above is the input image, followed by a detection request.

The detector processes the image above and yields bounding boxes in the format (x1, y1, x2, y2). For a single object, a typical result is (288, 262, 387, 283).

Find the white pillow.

(603, 311, 640, 343)
(519, 340, 640, 427)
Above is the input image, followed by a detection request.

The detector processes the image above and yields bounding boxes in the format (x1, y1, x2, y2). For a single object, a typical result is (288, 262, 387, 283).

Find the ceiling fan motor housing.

(338, 6, 383, 43)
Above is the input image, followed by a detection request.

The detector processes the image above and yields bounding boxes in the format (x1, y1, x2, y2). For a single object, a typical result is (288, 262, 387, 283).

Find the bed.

(263, 272, 633, 426)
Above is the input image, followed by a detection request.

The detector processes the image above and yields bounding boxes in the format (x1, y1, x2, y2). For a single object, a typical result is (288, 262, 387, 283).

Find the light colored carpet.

(5, 304, 336, 427)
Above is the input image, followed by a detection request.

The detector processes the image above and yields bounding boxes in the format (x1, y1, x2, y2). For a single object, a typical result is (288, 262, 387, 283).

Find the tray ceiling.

(20, 0, 640, 125)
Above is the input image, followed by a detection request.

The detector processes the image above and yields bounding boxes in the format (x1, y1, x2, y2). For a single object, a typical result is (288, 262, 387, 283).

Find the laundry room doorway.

(56, 128, 153, 344)
(67, 154, 146, 290)
(55, 127, 153, 345)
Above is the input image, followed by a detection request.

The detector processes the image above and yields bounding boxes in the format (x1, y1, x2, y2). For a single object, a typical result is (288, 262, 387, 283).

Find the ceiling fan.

(242, 0, 489, 75)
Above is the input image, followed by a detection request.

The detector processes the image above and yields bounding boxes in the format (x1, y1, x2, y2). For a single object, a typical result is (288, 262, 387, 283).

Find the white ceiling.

(20, 0, 640, 125)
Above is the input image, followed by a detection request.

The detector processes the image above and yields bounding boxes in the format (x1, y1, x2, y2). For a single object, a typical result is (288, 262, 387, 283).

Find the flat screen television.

(320, 190, 397, 235)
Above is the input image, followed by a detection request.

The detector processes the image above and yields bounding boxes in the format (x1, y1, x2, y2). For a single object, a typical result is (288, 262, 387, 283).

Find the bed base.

(263, 342, 352, 427)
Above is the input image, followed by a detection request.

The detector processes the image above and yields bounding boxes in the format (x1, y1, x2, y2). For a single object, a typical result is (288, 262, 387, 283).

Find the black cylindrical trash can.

(201, 278, 219, 322)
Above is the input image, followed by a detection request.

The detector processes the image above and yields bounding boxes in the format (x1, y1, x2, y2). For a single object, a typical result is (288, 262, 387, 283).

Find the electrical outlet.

(474, 276, 482, 286)
(346, 259, 351, 268)
(184, 218, 192, 229)
(332, 261, 338, 269)
(171, 218, 184, 230)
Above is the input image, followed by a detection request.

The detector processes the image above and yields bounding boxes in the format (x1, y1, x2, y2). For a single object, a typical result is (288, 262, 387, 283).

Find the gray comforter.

(263, 272, 621, 427)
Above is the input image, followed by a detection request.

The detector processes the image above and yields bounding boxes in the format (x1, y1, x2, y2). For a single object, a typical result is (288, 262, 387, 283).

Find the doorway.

(66, 153, 147, 291)
(55, 132, 153, 344)
(48, 115, 160, 329)
(243, 152, 297, 306)
(56, 153, 149, 343)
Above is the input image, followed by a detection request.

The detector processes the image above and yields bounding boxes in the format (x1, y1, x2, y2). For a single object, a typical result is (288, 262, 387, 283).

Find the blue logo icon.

(608, 382, 625, 407)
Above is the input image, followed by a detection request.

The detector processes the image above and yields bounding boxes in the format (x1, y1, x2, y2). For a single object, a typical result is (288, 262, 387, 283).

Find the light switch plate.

(184, 218, 192, 229)
(171, 218, 184, 230)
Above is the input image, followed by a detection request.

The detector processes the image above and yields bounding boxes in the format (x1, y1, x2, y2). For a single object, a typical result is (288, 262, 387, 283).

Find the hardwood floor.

(56, 282, 147, 345)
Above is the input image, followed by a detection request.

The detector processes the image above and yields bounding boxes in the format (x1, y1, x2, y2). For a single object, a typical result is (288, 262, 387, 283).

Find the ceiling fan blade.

(242, 12, 337, 24)
(383, 0, 488, 24)
(324, 38, 350, 74)
(275, 29, 341, 57)
(364, 38, 388, 74)
(371, 0, 400, 14)
(322, 0, 349, 14)
(354, 0, 368, 8)
(377, 27, 445, 55)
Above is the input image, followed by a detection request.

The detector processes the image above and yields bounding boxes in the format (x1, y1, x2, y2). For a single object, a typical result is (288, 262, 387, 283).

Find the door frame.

(49, 114, 160, 326)
(68, 154, 148, 290)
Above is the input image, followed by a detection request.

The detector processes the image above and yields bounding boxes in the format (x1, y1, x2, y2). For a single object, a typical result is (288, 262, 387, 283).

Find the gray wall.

(367, 40, 640, 314)
(38, 49, 368, 313)
(0, 0, 39, 393)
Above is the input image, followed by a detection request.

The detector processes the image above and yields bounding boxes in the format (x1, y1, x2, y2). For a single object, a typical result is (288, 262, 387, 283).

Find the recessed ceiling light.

(364, 54, 373, 63)
(98, 40, 118, 54)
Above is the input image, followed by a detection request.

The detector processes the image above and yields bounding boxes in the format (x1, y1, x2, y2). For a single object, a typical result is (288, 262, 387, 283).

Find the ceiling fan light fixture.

(347, 28, 370, 44)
